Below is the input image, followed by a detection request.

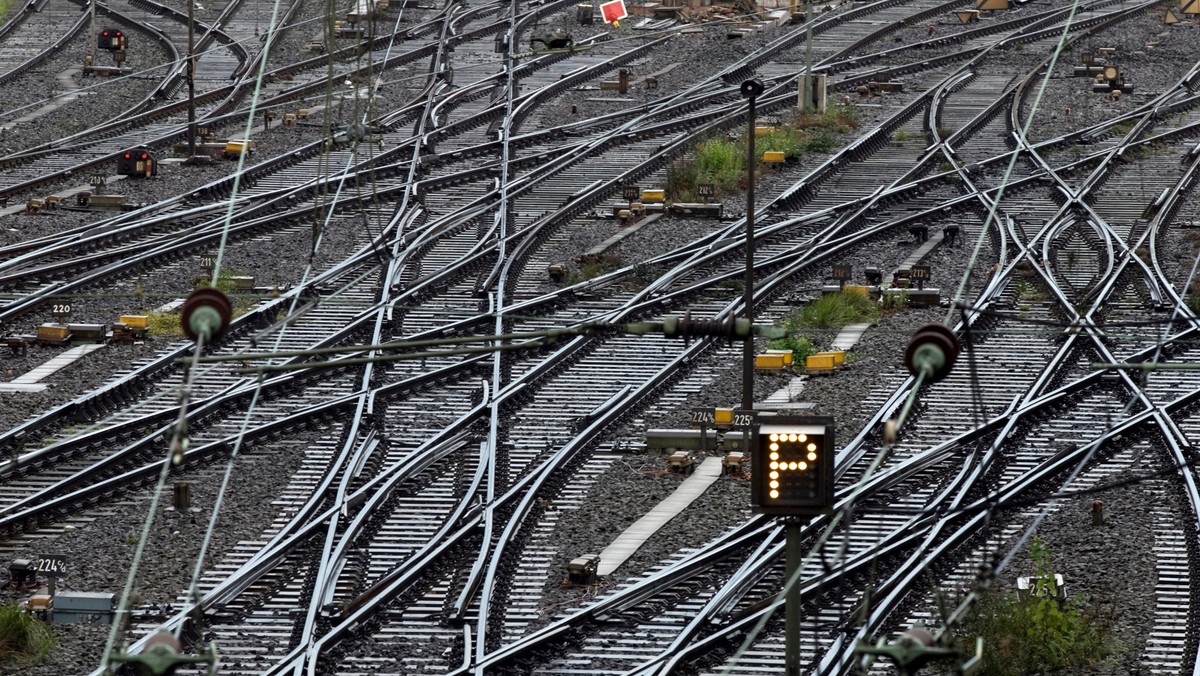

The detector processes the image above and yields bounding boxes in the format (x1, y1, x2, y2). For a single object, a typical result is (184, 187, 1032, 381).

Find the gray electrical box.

(52, 591, 115, 624)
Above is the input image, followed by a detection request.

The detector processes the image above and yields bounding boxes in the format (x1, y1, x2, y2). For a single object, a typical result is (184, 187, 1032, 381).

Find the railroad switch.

(942, 224, 960, 246)
(6, 336, 31, 357)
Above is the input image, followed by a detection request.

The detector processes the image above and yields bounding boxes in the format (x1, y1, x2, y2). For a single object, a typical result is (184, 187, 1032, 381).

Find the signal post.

(751, 416, 835, 676)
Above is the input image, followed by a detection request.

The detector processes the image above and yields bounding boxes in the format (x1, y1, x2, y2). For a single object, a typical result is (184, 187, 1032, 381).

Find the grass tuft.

(0, 603, 54, 663)
(959, 538, 1114, 675)
(144, 310, 183, 337)
(796, 292, 879, 329)
(671, 104, 859, 199)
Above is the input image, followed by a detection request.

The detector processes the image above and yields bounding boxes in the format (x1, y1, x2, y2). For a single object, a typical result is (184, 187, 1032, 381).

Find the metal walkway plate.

(597, 458, 723, 576)
(831, 322, 872, 352)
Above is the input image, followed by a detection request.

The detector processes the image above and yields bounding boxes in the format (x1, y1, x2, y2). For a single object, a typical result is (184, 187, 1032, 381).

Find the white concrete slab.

(597, 458, 723, 576)
(831, 322, 872, 352)
(0, 383, 50, 393)
(1, 67, 94, 132)
(156, 298, 186, 313)
(764, 376, 806, 403)
(0, 344, 105, 393)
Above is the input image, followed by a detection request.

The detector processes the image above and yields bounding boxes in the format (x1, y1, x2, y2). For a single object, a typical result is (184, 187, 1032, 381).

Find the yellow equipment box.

(641, 189, 665, 202)
(815, 351, 845, 366)
(36, 324, 70, 344)
(806, 354, 838, 371)
(230, 276, 256, 291)
(843, 284, 870, 298)
(754, 126, 776, 135)
(765, 349, 794, 365)
(225, 140, 255, 155)
(762, 151, 786, 164)
(756, 353, 787, 370)
(119, 315, 150, 330)
(713, 408, 734, 427)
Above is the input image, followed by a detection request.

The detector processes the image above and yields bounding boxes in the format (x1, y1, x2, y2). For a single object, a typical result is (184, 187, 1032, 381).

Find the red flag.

(600, 0, 627, 23)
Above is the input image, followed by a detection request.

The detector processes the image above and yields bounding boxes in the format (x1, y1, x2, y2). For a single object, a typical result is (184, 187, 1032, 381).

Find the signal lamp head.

(751, 417, 835, 516)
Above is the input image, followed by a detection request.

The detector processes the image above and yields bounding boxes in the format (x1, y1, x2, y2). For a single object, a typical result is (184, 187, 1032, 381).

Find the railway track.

(0, 0, 1199, 673)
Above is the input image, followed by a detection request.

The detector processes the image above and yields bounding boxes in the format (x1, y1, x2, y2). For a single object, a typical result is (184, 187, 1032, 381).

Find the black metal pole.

(785, 518, 802, 676)
(741, 79, 762, 411)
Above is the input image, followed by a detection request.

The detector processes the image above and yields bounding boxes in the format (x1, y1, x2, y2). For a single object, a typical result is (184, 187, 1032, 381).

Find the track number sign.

(34, 555, 67, 578)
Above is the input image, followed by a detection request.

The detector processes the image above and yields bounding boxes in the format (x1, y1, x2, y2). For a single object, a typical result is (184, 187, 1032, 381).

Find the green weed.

(880, 290, 908, 313)
(666, 159, 699, 203)
(768, 334, 818, 361)
(143, 310, 183, 337)
(568, 253, 624, 284)
(695, 138, 745, 192)
(796, 292, 879, 329)
(0, 602, 54, 663)
(959, 538, 1113, 675)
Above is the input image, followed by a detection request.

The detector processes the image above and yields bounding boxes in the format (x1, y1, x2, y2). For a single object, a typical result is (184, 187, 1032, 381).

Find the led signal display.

(751, 417, 834, 516)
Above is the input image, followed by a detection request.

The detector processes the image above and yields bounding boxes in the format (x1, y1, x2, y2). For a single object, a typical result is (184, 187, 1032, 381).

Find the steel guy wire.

(188, 0, 418, 623)
(98, 333, 208, 671)
(96, 0, 293, 660)
(102, 0, 409, 660)
(174, 0, 416, 647)
(211, 0, 296, 283)
(720, 432, 904, 674)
